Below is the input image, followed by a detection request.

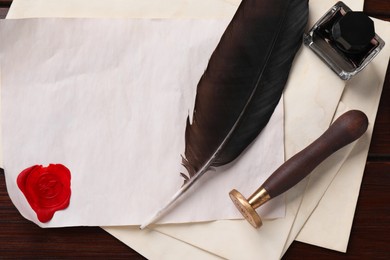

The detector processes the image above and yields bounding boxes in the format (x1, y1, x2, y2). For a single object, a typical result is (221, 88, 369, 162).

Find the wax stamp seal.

(230, 110, 368, 228)
(17, 164, 71, 223)
(304, 1, 385, 80)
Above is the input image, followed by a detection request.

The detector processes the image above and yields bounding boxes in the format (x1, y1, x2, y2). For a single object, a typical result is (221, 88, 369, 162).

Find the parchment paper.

(0, 18, 284, 227)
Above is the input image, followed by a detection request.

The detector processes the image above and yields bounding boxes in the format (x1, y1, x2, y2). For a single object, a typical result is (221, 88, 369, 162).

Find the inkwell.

(304, 1, 385, 80)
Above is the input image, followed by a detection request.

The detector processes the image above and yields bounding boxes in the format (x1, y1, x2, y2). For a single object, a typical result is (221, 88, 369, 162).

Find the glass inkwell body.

(304, 1, 385, 80)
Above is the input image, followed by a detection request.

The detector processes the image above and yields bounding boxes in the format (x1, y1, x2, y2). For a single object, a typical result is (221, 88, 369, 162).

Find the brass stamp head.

(229, 189, 262, 228)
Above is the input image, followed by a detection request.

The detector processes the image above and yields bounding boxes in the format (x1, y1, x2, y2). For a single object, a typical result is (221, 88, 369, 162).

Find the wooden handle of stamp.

(262, 110, 368, 198)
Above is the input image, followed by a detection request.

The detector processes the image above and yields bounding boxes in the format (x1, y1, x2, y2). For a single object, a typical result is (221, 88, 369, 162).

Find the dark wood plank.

(0, 0, 12, 6)
(369, 61, 390, 157)
(364, 0, 390, 21)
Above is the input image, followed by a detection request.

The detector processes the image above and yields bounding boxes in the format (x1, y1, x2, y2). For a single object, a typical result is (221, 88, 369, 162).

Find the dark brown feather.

(182, 0, 309, 179)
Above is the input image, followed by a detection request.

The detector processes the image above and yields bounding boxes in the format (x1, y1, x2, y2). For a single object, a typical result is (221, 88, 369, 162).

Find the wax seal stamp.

(304, 1, 385, 80)
(17, 164, 71, 223)
(230, 110, 368, 228)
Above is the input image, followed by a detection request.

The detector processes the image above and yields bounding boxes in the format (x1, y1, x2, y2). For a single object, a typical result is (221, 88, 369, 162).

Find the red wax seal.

(17, 164, 71, 223)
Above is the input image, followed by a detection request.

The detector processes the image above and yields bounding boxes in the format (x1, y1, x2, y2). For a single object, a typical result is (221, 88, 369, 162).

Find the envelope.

(295, 31, 390, 251)
(4, 0, 390, 258)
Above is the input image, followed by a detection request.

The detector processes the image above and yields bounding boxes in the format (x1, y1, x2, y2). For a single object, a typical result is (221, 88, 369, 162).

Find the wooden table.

(0, 1, 389, 259)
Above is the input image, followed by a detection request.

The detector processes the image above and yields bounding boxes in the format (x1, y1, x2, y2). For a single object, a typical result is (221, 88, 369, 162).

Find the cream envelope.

(5, 0, 389, 258)
(296, 27, 390, 251)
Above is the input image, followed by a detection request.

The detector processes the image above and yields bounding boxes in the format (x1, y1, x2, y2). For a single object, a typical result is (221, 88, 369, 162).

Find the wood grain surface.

(0, 0, 389, 259)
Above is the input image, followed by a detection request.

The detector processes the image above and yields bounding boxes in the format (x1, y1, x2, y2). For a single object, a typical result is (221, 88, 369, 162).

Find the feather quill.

(141, 0, 308, 228)
(182, 0, 308, 178)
